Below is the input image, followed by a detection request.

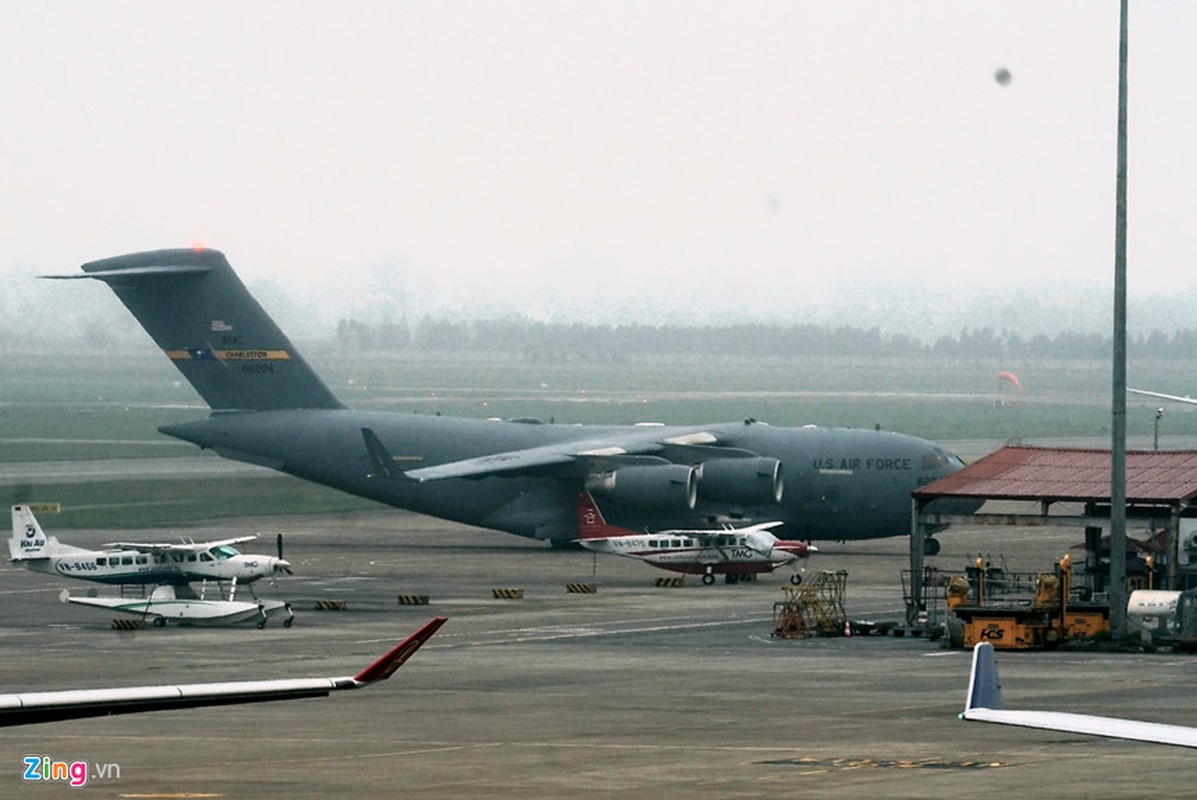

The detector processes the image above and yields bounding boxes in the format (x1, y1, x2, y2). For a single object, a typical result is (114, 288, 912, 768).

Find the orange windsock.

(997, 371, 1023, 393)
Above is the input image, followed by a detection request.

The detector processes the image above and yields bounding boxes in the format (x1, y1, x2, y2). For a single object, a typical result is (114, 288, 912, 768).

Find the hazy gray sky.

(4, 2, 1196, 330)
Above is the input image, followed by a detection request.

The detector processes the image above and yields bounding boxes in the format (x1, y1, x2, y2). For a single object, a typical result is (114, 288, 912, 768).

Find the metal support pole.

(908, 497, 924, 625)
(1168, 504, 1180, 591)
(1109, 0, 1129, 640)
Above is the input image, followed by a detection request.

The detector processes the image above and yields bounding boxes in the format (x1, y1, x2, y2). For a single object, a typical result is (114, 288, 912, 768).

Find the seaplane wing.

(961, 642, 1197, 748)
(719, 521, 786, 535)
(0, 617, 445, 727)
(660, 521, 783, 543)
(102, 535, 258, 553)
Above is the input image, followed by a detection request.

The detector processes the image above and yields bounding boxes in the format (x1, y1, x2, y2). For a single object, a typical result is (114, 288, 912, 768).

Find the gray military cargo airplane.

(50, 248, 971, 552)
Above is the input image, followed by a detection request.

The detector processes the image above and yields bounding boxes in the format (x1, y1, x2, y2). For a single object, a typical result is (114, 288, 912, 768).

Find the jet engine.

(584, 464, 697, 510)
(697, 457, 783, 505)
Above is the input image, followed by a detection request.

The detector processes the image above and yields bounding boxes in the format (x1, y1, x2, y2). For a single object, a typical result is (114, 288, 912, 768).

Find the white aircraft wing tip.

(961, 641, 1197, 748)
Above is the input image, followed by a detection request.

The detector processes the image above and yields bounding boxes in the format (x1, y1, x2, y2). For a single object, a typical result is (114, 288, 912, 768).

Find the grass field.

(2, 346, 1194, 527)
(0, 476, 384, 529)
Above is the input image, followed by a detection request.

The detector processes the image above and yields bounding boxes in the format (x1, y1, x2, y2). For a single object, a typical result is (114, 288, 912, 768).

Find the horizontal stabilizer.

(45, 264, 213, 282)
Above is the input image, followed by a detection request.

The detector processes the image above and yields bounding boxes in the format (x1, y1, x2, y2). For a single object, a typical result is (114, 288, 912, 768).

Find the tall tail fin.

(576, 492, 612, 540)
(10, 505, 51, 560)
(47, 249, 343, 412)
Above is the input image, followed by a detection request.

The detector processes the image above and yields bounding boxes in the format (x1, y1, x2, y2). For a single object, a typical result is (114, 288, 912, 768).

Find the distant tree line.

(333, 317, 1197, 360)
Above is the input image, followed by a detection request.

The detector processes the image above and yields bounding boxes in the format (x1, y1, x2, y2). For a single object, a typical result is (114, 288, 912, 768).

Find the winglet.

(958, 640, 1197, 747)
(963, 642, 1003, 717)
(353, 616, 447, 684)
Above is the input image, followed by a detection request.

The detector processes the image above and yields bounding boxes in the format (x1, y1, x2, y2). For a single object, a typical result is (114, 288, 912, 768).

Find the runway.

(0, 454, 274, 484)
(2, 510, 1195, 798)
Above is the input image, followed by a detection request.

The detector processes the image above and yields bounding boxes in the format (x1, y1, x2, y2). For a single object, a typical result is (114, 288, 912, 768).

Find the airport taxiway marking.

(356, 615, 774, 647)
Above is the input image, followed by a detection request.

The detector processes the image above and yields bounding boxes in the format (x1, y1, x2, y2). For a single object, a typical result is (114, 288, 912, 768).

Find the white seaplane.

(10, 505, 291, 586)
(10, 505, 293, 627)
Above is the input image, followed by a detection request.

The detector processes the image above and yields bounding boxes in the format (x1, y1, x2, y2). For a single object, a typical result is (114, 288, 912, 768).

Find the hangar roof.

(915, 446, 1197, 505)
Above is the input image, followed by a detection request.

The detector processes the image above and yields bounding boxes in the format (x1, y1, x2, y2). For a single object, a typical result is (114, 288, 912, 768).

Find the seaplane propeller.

(276, 533, 294, 575)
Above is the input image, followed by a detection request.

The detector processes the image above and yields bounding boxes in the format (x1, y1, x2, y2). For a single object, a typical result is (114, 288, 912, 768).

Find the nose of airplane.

(777, 541, 816, 559)
(274, 558, 293, 575)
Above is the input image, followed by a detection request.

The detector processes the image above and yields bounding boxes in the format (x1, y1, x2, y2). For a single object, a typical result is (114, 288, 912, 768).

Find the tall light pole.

(1109, 0, 1129, 641)
(1154, 408, 1164, 451)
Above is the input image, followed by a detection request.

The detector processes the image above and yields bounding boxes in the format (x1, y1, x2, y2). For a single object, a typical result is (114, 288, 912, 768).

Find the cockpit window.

(211, 545, 240, 561)
(922, 451, 966, 470)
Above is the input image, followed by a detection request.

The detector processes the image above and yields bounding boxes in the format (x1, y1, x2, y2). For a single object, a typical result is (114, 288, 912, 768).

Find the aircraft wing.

(684, 521, 786, 541)
(402, 427, 747, 482)
(1128, 388, 1197, 407)
(960, 642, 1197, 748)
(102, 535, 258, 553)
(0, 617, 445, 726)
(403, 441, 586, 481)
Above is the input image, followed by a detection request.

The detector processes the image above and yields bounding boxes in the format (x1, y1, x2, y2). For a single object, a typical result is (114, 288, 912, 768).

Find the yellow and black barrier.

(654, 576, 686, 588)
(492, 588, 525, 600)
(397, 594, 430, 606)
(111, 618, 146, 630)
(566, 583, 597, 594)
(314, 599, 348, 611)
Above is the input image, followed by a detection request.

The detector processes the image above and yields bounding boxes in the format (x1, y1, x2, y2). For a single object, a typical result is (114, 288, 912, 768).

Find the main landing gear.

(923, 537, 941, 556)
(700, 568, 764, 586)
(699, 567, 745, 585)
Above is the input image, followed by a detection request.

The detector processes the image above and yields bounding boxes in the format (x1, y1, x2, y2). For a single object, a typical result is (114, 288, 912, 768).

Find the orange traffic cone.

(843, 619, 852, 638)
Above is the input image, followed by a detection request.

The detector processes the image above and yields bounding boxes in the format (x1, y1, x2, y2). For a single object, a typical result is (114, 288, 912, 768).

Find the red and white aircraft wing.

(0, 617, 445, 727)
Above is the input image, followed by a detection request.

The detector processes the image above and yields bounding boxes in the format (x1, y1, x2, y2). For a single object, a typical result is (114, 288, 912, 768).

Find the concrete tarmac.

(2, 511, 1195, 798)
